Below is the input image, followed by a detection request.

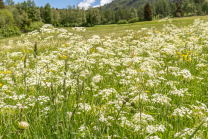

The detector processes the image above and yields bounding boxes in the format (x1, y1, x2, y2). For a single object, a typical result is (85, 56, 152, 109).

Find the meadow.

(0, 16, 208, 138)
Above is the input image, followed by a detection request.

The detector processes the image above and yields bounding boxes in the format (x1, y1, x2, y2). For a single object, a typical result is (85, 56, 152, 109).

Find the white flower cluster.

(168, 87, 189, 97)
(146, 124, 166, 134)
(77, 103, 92, 112)
(145, 135, 161, 139)
(133, 112, 155, 125)
(158, 16, 172, 23)
(72, 27, 86, 32)
(174, 128, 202, 138)
(97, 88, 117, 100)
(93, 74, 103, 83)
(172, 106, 192, 118)
(151, 93, 171, 105)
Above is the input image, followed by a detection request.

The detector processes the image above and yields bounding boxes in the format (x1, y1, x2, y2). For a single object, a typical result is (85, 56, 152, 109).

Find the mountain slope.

(98, 0, 183, 12)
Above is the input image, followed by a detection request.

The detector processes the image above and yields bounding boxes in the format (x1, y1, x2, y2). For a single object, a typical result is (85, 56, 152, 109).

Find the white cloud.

(93, 5, 101, 8)
(78, 0, 113, 10)
(100, 0, 113, 6)
(78, 0, 96, 10)
(85, 0, 96, 4)
(78, 2, 91, 10)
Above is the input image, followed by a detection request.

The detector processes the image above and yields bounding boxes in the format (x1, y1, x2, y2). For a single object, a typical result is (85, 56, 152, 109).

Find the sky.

(12, 0, 113, 9)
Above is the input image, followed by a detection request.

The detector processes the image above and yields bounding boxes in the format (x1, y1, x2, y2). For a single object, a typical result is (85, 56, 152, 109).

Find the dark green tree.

(86, 7, 93, 26)
(115, 8, 125, 22)
(39, 6, 44, 18)
(16, 2, 23, 14)
(22, 1, 28, 13)
(43, 3, 53, 24)
(124, 8, 131, 21)
(175, 2, 184, 17)
(12, 8, 22, 28)
(171, 3, 177, 17)
(0, 0, 5, 9)
(196, 3, 202, 14)
(104, 8, 111, 23)
(202, 0, 208, 14)
(137, 5, 144, 18)
(144, 2, 153, 21)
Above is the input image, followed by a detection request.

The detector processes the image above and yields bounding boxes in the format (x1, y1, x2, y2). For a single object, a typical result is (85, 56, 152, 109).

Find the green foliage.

(196, 3, 202, 15)
(0, 26, 21, 37)
(53, 19, 60, 27)
(104, 8, 111, 22)
(43, 3, 53, 24)
(116, 19, 128, 24)
(144, 2, 153, 21)
(171, 3, 177, 17)
(202, 0, 208, 14)
(21, 11, 32, 29)
(115, 8, 125, 22)
(137, 5, 144, 18)
(138, 17, 145, 21)
(12, 8, 22, 28)
(0, 9, 14, 28)
(128, 18, 138, 23)
(130, 8, 137, 19)
(23, 21, 44, 32)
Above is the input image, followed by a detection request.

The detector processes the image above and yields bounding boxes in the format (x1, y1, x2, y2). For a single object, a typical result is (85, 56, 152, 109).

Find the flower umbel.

(18, 121, 29, 130)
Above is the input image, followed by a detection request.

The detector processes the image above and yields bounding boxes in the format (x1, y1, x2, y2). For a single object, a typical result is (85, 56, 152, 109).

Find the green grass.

(1, 15, 208, 45)
(0, 16, 208, 138)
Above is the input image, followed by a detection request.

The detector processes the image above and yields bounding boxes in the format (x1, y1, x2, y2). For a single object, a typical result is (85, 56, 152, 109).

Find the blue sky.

(12, 0, 113, 9)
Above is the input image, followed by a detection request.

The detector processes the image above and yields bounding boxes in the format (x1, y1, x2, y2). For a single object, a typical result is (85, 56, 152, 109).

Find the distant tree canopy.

(0, 0, 207, 38)
(144, 2, 152, 21)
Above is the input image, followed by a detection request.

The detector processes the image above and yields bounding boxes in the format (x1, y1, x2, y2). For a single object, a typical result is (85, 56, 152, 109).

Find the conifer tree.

(175, 2, 184, 17)
(144, 2, 153, 21)
(43, 3, 53, 24)
(0, 0, 5, 9)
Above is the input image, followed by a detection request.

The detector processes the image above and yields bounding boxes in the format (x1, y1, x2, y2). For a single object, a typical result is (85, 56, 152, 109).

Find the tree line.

(0, 0, 208, 37)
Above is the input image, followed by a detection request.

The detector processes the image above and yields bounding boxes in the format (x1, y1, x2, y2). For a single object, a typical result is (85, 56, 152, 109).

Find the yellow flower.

(7, 71, 11, 74)
(6, 90, 9, 93)
(0, 83, 2, 86)
(169, 115, 172, 118)
(18, 121, 29, 130)
(145, 90, 150, 93)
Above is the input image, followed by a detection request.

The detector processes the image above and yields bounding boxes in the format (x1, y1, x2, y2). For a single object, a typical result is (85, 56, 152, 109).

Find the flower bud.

(130, 108, 135, 113)
(122, 100, 126, 105)
(124, 97, 129, 102)
(131, 102, 135, 106)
